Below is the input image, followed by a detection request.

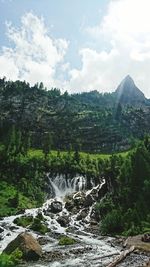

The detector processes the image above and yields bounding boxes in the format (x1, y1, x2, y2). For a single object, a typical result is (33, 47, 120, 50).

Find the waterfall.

(48, 175, 87, 199)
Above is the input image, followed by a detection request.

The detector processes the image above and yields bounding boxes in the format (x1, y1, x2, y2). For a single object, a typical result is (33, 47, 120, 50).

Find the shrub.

(13, 216, 33, 227)
(58, 235, 76, 245)
(0, 249, 22, 267)
(9, 249, 23, 264)
(122, 224, 141, 236)
(95, 196, 115, 218)
(30, 218, 49, 235)
(0, 253, 14, 267)
(100, 209, 123, 235)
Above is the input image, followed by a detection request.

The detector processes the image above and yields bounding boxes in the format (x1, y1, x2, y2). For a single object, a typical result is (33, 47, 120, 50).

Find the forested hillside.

(0, 76, 150, 153)
(0, 75, 150, 236)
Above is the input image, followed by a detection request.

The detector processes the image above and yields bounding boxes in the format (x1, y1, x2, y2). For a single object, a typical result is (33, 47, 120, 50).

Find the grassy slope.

(28, 149, 131, 160)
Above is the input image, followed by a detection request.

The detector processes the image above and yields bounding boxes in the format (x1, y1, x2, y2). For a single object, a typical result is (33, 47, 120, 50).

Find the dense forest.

(0, 76, 150, 153)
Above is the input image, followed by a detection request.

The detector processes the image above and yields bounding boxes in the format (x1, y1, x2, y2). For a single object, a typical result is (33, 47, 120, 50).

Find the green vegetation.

(0, 130, 150, 238)
(0, 182, 36, 217)
(13, 216, 33, 227)
(0, 128, 121, 217)
(0, 78, 150, 154)
(13, 213, 49, 235)
(97, 137, 150, 236)
(30, 218, 49, 235)
(0, 249, 22, 267)
(58, 236, 77, 245)
(0, 78, 150, 237)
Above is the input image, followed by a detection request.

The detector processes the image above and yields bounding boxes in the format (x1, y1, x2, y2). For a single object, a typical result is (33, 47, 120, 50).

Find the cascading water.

(0, 176, 147, 267)
(48, 175, 87, 199)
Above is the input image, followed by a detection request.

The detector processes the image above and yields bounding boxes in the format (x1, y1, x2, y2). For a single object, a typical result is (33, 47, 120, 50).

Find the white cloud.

(1, 3, 150, 97)
(68, 0, 150, 97)
(0, 12, 69, 88)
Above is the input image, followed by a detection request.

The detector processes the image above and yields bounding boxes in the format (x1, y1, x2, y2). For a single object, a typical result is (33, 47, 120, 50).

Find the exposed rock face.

(115, 75, 146, 106)
(50, 201, 63, 213)
(3, 232, 42, 261)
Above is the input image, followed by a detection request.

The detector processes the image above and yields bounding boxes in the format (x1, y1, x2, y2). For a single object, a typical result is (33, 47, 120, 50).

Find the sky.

(0, 0, 150, 97)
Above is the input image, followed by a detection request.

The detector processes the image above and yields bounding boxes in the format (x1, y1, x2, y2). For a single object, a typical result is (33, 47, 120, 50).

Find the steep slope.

(115, 75, 146, 106)
(0, 77, 150, 152)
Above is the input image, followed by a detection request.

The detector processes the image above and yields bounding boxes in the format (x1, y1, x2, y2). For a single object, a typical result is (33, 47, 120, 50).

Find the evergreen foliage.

(0, 78, 150, 153)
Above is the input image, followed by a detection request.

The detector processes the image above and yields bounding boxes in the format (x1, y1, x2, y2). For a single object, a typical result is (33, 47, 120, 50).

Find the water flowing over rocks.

(3, 232, 42, 261)
(0, 174, 150, 266)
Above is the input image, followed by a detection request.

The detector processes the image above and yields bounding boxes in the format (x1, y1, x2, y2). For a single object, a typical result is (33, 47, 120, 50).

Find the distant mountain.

(115, 75, 147, 106)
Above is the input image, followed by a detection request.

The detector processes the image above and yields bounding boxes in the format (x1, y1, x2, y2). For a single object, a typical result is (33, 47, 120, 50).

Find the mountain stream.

(0, 175, 149, 266)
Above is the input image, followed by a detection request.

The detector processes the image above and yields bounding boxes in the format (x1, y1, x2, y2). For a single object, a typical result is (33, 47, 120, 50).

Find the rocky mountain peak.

(115, 75, 146, 105)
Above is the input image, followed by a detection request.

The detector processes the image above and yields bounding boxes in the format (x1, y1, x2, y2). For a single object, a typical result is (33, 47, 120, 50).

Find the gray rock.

(50, 201, 62, 213)
(0, 226, 4, 233)
(57, 215, 70, 227)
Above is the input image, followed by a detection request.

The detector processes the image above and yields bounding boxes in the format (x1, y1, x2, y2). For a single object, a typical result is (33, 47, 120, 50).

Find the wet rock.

(49, 201, 62, 213)
(9, 225, 19, 231)
(65, 199, 74, 212)
(89, 187, 99, 200)
(90, 220, 98, 226)
(65, 191, 95, 212)
(142, 234, 150, 243)
(1, 222, 7, 228)
(98, 182, 107, 199)
(90, 204, 101, 221)
(43, 250, 65, 262)
(43, 210, 51, 216)
(38, 236, 50, 245)
(69, 245, 93, 255)
(3, 232, 42, 261)
(6, 232, 11, 236)
(15, 209, 25, 215)
(73, 192, 85, 209)
(0, 226, 4, 233)
(57, 215, 70, 227)
(84, 194, 94, 207)
(76, 209, 88, 221)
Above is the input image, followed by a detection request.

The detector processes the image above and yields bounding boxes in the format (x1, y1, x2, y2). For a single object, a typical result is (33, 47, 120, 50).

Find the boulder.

(3, 232, 42, 261)
(84, 194, 94, 207)
(50, 201, 62, 213)
(0, 226, 4, 233)
(76, 209, 88, 221)
(57, 215, 70, 227)
(9, 225, 19, 231)
(65, 199, 74, 212)
(73, 192, 86, 208)
(141, 234, 150, 243)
